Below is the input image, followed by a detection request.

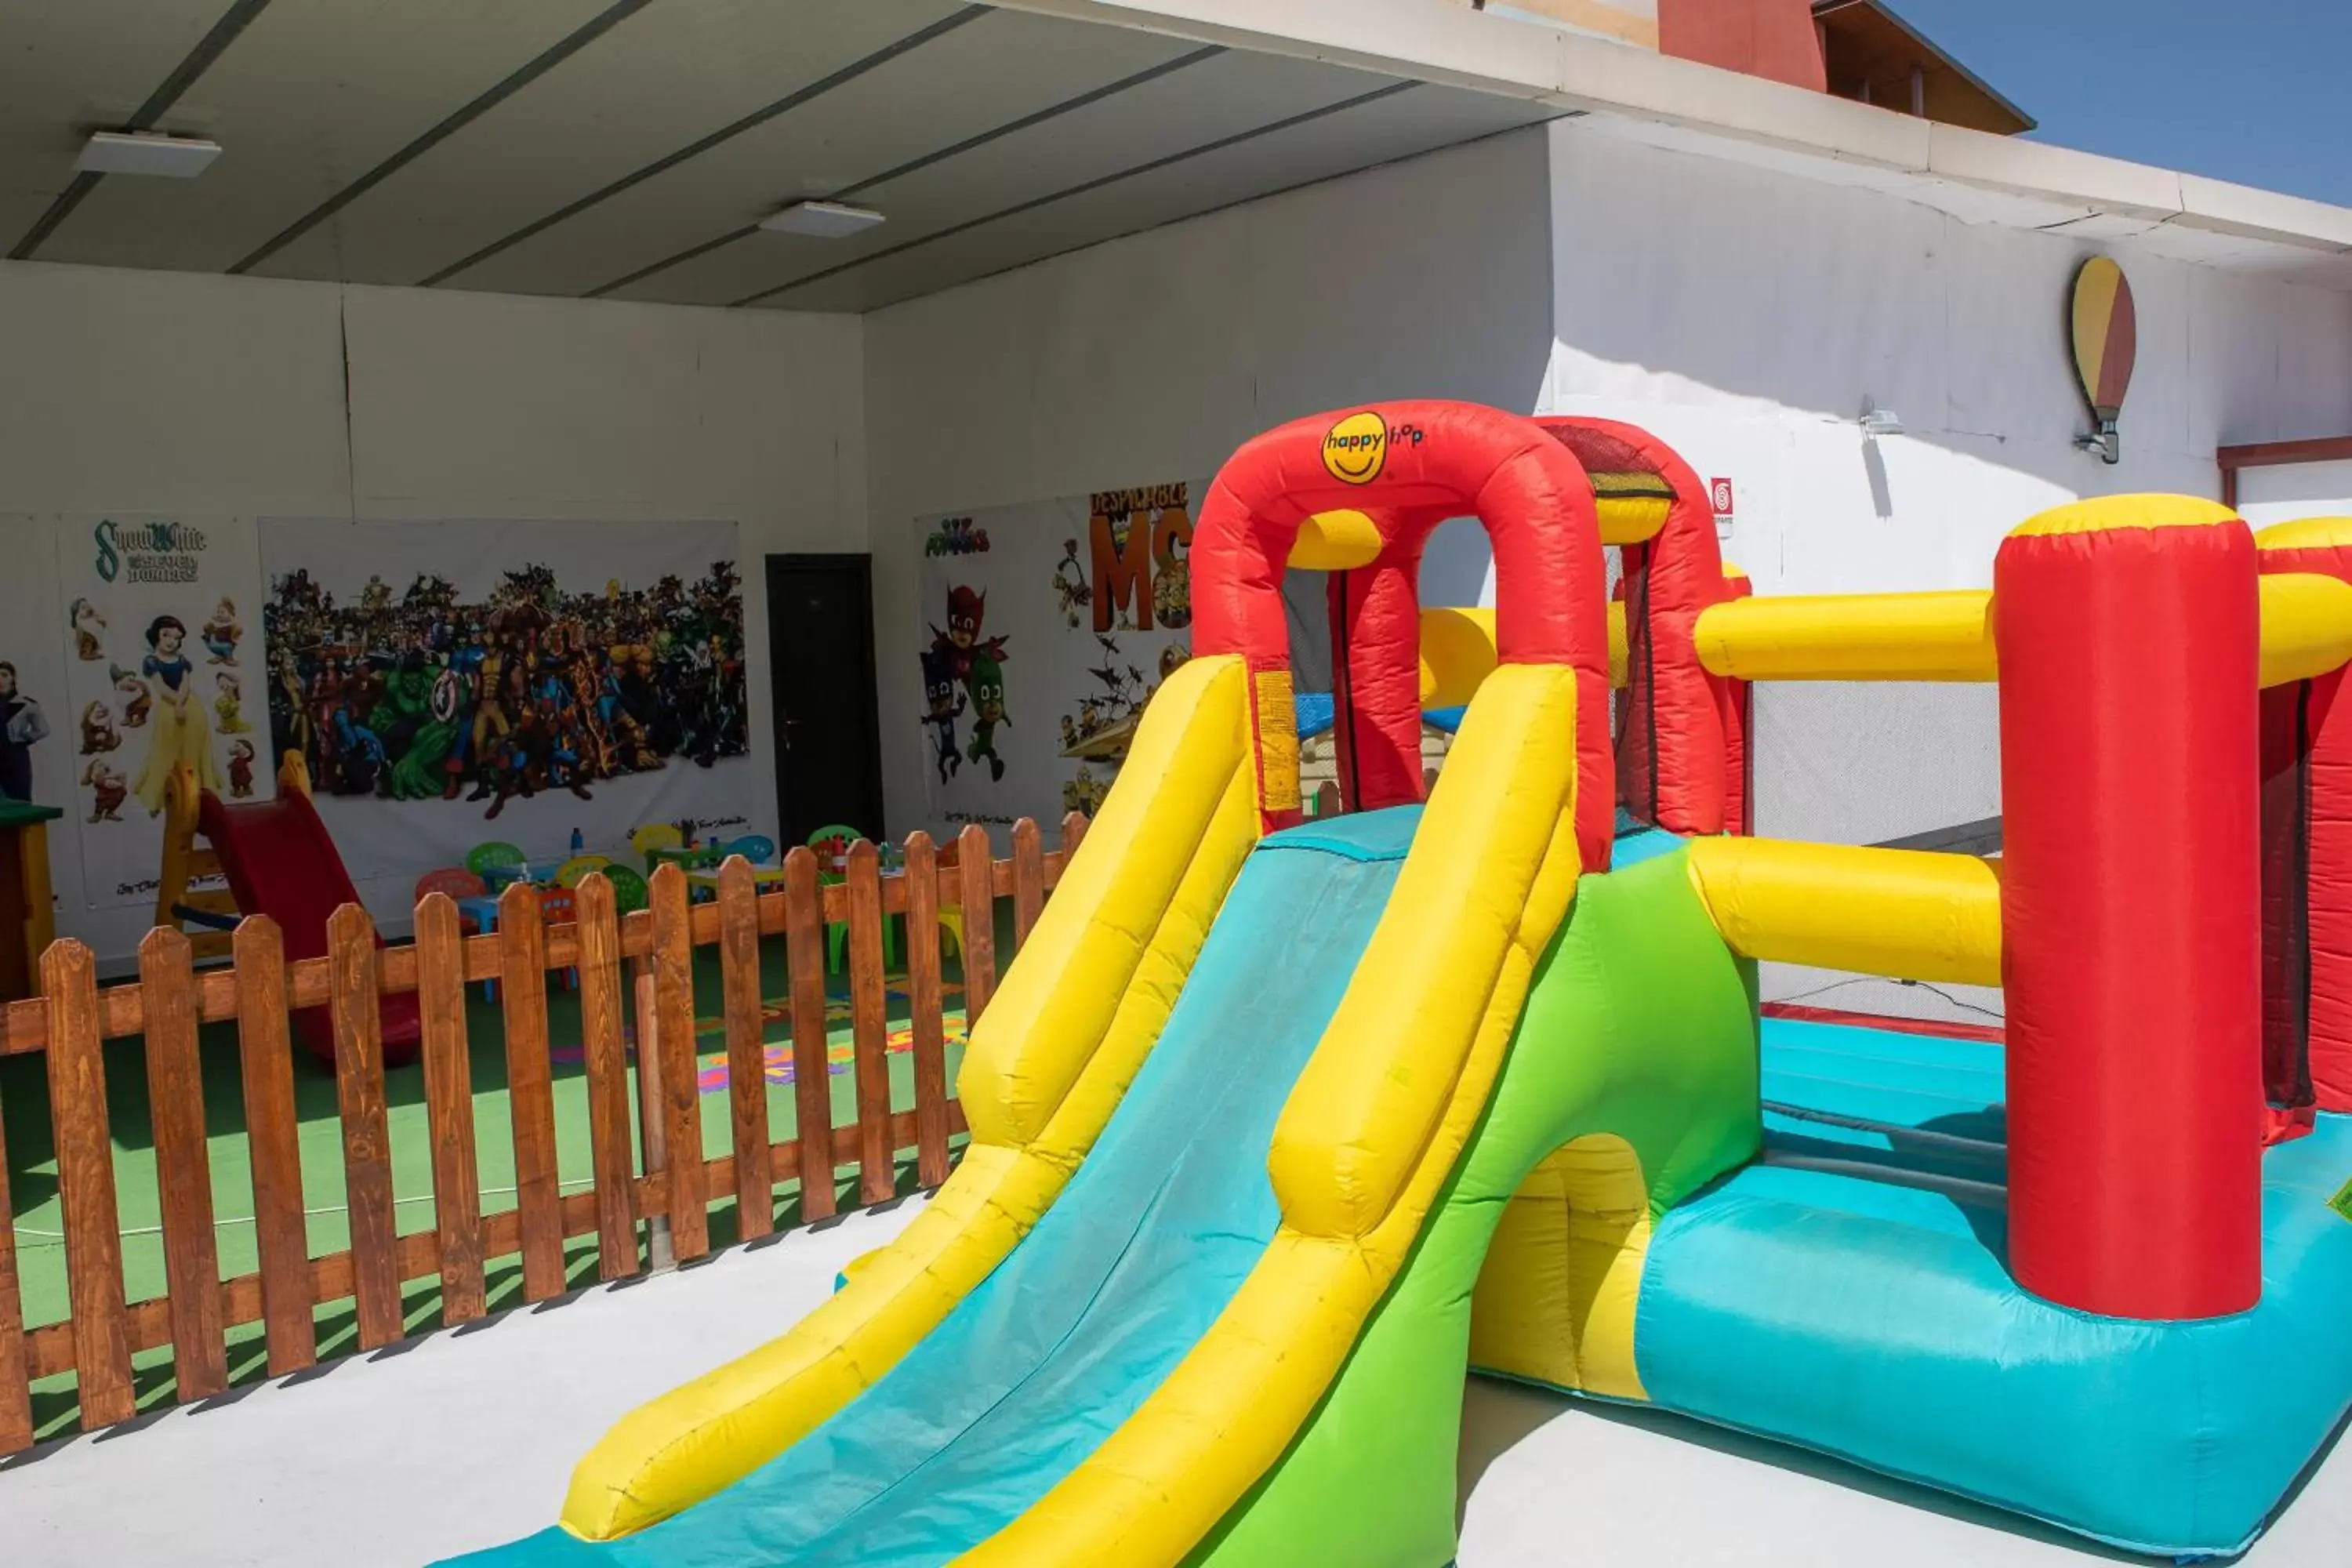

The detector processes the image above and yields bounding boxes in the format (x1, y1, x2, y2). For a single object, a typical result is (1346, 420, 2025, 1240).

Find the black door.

(766, 554, 886, 845)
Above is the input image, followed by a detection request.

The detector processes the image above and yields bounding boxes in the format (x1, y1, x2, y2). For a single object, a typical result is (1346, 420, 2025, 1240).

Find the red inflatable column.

(1328, 545, 1430, 815)
(1714, 564, 1754, 836)
(2255, 519, 2352, 1112)
(1995, 499, 2262, 1319)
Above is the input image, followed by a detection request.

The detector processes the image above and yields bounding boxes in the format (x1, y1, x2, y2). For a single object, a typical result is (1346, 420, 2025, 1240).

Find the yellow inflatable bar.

(561, 655, 1262, 1539)
(1690, 575, 2352, 688)
(1682, 837, 2002, 988)
(1288, 510, 1385, 570)
(960, 662, 1587, 1567)
(1421, 604, 1628, 706)
(1693, 591, 1997, 682)
(2257, 572, 2352, 688)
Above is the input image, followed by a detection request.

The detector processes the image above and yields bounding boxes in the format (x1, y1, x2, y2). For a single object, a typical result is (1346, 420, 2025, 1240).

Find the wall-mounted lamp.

(2070, 257, 2134, 466)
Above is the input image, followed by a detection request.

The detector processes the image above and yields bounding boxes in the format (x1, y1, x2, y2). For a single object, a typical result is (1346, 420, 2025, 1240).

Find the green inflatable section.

(1188, 847, 1760, 1568)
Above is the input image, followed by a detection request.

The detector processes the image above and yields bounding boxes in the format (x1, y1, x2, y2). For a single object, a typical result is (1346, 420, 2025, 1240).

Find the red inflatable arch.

(1192, 401, 1614, 867)
(1714, 561, 1755, 835)
(2257, 519, 2352, 1116)
(1536, 417, 1736, 837)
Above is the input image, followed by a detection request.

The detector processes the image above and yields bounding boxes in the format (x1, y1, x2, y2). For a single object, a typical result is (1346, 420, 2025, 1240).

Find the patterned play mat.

(554, 976, 968, 1094)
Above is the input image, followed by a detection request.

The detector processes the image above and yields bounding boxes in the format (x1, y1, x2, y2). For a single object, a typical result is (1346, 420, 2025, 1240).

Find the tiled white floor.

(9, 1195, 2346, 1566)
(2, 1202, 904, 1567)
(1457, 1377, 2351, 1567)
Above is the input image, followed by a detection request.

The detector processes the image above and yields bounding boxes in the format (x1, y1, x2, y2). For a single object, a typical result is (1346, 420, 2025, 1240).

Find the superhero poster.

(915, 482, 1199, 833)
(56, 515, 270, 909)
(259, 520, 750, 886)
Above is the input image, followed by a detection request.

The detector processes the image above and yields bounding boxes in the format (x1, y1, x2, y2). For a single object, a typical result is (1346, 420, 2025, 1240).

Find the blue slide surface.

(463, 807, 1421, 1567)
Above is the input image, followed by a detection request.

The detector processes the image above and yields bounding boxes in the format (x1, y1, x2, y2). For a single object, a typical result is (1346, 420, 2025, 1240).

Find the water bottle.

(570, 826, 584, 856)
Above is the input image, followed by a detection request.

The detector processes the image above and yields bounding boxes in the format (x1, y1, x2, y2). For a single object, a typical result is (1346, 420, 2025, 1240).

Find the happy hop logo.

(1320, 412, 1424, 487)
(94, 517, 209, 585)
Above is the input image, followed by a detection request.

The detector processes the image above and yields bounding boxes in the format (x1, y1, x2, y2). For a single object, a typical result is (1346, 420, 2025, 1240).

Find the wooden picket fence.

(0, 816, 1084, 1453)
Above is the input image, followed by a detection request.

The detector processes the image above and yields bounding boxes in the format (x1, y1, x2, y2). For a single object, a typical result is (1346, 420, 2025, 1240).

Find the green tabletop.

(0, 801, 64, 828)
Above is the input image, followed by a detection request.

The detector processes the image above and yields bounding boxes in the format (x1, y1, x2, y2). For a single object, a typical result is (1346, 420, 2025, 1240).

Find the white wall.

(14, 112, 2346, 985)
(2239, 459, 2352, 528)
(861, 127, 1555, 841)
(1544, 123, 2352, 598)
(1538, 123, 2352, 1022)
(0, 260, 864, 965)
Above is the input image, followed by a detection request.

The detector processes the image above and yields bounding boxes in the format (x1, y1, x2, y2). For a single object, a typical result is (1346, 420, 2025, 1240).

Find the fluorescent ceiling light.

(758, 201, 885, 239)
(77, 130, 222, 178)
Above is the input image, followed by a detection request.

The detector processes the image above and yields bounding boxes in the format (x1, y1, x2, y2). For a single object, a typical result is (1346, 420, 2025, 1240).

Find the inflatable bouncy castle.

(455, 404, 2352, 1568)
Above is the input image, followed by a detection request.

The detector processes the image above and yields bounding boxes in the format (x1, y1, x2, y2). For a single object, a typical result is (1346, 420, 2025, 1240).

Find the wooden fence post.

(648, 865, 706, 1261)
(0, 808, 1065, 1424)
(846, 842, 892, 1205)
(138, 928, 227, 1401)
(496, 882, 564, 1301)
(0, 1027, 33, 1451)
(413, 895, 485, 1324)
(902, 833, 952, 1189)
(630, 947, 673, 1272)
(574, 876, 639, 1280)
(1011, 818, 1045, 949)
(327, 906, 401, 1352)
(716, 859, 771, 1238)
(42, 941, 132, 1428)
(234, 918, 314, 1374)
(956, 825, 996, 1023)
(782, 848, 835, 1224)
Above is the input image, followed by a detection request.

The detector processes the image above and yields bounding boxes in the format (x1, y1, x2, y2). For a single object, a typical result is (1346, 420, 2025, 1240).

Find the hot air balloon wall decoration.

(2070, 256, 2136, 464)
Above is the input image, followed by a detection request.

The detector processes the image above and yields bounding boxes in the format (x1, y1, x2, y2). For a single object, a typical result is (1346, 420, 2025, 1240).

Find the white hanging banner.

(56, 514, 270, 909)
(914, 482, 1201, 833)
(258, 519, 751, 885)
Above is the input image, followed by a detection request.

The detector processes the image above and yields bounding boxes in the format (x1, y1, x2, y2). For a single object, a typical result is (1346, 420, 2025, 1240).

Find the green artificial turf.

(2, 915, 1000, 1440)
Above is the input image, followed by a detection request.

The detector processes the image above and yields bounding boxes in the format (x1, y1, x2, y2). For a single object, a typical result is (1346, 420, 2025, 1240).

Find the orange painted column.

(1657, 0, 1827, 91)
(1994, 498, 2262, 1319)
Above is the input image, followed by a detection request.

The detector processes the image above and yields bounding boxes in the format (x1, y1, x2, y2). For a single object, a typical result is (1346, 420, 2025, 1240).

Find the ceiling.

(0, 0, 1558, 312)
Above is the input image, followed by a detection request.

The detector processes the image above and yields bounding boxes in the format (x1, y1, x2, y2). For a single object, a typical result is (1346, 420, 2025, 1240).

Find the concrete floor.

(1456, 1381, 2352, 1567)
(9, 1199, 2348, 1567)
(3, 1203, 901, 1567)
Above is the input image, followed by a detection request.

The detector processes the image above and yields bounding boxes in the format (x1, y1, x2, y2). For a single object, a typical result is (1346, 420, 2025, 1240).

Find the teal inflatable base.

(1621, 1015, 2352, 1559)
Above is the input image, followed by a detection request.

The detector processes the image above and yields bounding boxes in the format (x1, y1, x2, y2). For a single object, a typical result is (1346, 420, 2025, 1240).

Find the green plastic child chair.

(604, 863, 650, 916)
(466, 840, 527, 878)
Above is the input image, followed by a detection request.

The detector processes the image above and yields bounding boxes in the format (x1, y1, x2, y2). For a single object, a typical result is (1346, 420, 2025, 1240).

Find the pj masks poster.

(915, 483, 1197, 835)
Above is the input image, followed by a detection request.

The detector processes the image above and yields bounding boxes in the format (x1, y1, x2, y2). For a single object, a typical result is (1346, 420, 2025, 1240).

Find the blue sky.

(1888, 0, 2352, 208)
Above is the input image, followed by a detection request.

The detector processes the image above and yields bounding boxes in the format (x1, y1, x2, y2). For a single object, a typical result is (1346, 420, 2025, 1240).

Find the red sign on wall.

(1710, 476, 1735, 533)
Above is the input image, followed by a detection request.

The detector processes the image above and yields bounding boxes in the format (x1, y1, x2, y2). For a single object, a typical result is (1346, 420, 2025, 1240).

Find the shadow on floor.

(1457, 1375, 2154, 1563)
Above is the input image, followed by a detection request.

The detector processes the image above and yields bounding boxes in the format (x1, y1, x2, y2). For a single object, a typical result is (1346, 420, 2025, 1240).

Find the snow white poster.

(57, 515, 269, 908)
